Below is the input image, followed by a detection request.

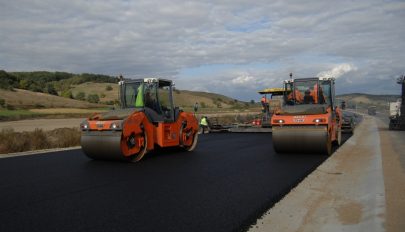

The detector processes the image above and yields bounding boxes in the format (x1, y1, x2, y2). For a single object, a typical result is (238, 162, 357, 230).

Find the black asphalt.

(0, 133, 349, 232)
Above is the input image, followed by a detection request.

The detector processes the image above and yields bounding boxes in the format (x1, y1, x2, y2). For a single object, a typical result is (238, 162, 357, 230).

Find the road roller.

(80, 77, 199, 162)
(271, 74, 342, 155)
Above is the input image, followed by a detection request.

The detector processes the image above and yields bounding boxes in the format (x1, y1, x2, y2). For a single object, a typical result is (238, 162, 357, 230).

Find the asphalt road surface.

(0, 133, 350, 232)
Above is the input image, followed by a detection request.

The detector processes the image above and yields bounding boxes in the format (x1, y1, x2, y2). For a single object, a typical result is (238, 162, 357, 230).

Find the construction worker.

(287, 89, 304, 104)
(200, 116, 209, 134)
(261, 95, 269, 113)
(303, 89, 315, 104)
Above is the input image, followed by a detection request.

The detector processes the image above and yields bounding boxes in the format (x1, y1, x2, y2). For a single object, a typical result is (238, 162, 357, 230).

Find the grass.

(0, 108, 110, 121)
(30, 108, 108, 114)
(0, 109, 42, 121)
(70, 82, 119, 102)
(0, 128, 81, 154)
(0, 109, 40, 117)
(0, 88, 104, 109)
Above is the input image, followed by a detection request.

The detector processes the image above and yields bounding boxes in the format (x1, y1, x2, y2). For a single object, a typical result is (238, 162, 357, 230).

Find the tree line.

(0, 70, 116, 95)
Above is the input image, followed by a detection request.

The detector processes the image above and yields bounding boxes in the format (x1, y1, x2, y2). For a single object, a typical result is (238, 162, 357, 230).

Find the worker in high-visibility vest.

(261, 96, 269, 113)
(200, 116, 209, 134)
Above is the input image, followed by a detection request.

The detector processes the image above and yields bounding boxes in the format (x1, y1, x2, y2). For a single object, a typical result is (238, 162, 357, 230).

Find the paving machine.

(80, 78, 199, 162)
(389, 75, 405, 130)
(257, 88, 285, 127)
(228, 88, 285, 133)
(271, 74, 342, 155)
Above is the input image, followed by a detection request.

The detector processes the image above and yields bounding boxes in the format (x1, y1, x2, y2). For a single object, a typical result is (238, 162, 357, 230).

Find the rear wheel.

(180, 123, 198, 151)
(129, 130, 148, 162)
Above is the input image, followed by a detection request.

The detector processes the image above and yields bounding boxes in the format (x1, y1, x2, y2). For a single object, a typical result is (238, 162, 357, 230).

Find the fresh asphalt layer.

(0, 133, 350, 232)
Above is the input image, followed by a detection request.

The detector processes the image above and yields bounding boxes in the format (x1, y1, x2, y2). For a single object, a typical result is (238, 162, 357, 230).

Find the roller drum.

(81, 131, 128, 161)
(272, 125, 329, 154)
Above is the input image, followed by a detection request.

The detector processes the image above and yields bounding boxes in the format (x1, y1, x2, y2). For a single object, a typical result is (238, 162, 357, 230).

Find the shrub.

(61, 90, 73, 99)
(75, 92, 86, 101)
(105, 85, 113, 91)
(0, 128, 81, 154)
(87, 94, 100, 103)
(0, 98, 5, 108)
(45, 84, 58, 95)
(100, 93, 106, 98)
(6, 104, 15, 110)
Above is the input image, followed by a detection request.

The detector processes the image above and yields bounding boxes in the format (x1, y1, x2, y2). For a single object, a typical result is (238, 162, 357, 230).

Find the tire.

(180, 123, 198, 152)
(129, 129, 148, 162)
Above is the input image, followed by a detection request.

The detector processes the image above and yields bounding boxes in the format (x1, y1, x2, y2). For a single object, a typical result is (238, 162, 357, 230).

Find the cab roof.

(283, 77, 335, 83)
(258, 87, 285, 95)
(123, 78, 173, 87)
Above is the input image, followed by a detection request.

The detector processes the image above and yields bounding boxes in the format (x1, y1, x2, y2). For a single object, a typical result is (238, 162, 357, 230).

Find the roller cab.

(80, 78, 199, 162)
(271, 76, 342, 155)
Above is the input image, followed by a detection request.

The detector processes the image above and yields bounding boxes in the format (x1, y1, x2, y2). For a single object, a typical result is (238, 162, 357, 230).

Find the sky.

(0, 0, 404, 101)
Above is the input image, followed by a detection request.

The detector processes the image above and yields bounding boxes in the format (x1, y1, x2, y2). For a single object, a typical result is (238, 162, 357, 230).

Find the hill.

(69, 82, 248, 109)
(70, 82, 119, 104)
(337, 93, 399, 110)
(0, 82, 249, 111)
(0, 88, 103, 109)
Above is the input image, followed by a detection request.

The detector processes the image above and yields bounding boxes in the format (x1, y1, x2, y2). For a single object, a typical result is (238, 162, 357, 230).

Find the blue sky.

(0, 0, 404, 101)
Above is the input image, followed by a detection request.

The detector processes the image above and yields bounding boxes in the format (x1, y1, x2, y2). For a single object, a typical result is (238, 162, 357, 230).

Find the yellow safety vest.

(200, 117, 208, 126)
(135, 84, 144, 107)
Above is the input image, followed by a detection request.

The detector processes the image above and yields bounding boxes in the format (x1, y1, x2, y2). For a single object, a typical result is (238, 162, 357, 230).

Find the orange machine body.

(85, 111, 198, 157)
(271, 76, 342, 155)
(80, 78, 199, 162)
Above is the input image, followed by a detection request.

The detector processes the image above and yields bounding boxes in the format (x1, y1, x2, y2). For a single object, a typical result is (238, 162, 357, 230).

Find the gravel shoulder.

(250, 116, 391, 232)
(377, 119, 405, 232)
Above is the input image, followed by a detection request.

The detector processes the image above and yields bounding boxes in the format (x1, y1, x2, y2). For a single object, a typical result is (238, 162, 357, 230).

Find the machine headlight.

(109, 121, 123, 130)
(80, 121, 90, 131)
(313, 118, 326, 123)
(273, 119, 285, 124)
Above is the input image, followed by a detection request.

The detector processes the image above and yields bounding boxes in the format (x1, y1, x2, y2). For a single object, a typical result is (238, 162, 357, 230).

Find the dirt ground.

(377, 119, 405, 232)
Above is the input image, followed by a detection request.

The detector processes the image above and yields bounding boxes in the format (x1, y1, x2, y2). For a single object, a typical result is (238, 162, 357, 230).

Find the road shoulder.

(249, 116, 386, 232)
(377, 119, 405, 232)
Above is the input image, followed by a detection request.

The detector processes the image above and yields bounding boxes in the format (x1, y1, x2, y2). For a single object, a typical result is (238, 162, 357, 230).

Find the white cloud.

(231, 74, 255, 85)
(0, 0, 404, 98)
(317, 63, 358, 79)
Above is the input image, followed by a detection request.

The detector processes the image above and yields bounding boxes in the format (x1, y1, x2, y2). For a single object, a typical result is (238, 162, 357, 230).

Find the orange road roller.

(80, 77, 199, 162)
(271, 75, 342, 155)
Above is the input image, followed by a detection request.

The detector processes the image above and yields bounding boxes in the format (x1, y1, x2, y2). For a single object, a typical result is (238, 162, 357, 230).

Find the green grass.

(0, 109, 40, 117)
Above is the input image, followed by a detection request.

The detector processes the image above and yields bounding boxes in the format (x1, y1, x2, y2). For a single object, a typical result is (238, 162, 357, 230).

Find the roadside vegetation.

(0, 128, 81, 154)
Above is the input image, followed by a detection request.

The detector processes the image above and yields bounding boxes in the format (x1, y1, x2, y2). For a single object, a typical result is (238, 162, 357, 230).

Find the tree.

(250, 100, 255, 104)
(45, 84, 58, 95)
(61, 90, 73, 99)
(28, 83, 43, 92)
(75, 92, 86, 101)
(0, 70, 16, 90)
(19, 79, 30, 89)
(0, 98, 5, 108)
(105, 85, 113, 91)
(87, 94, 100, 103)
